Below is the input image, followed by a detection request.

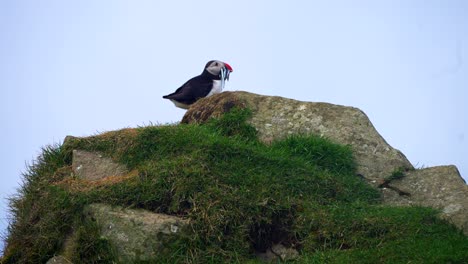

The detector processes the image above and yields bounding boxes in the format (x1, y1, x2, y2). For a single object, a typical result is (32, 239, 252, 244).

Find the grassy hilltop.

(3, 109, 468, 263)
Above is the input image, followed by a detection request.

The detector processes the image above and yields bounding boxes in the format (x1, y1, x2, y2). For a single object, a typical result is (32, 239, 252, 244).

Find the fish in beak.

(220, 62, 233, 89)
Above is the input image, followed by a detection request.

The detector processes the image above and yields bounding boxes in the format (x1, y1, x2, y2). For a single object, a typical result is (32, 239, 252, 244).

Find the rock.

(182, 91, 413, 185)
(382, 165, 468, 235)
(256, 244, 299, 262)
(72, 150, 128, 180)
(46, 255, 71, 264)
(271, 244, 299, 261)
(84, 203, 188, 263)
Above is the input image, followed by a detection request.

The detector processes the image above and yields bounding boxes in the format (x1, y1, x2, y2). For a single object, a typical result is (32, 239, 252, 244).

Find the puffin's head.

(204, 60, 233, 80)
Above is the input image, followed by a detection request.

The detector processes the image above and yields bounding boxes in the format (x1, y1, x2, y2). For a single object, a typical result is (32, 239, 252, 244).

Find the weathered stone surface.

(72, 150, 128, 180)
(256, 244, 299, 262)
(382, 165, 468, 235)
(183, 91, 413, 184)
(45, 255, 72, 264)
(84, 203, 188, 263)
(271, 243, 299, 261)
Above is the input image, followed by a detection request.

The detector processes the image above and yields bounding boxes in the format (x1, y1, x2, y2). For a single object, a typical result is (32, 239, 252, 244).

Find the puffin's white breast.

(207, 80, 223, 97)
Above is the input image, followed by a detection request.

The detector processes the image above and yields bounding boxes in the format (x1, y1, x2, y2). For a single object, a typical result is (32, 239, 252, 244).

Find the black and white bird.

(163, 60, 233, 109)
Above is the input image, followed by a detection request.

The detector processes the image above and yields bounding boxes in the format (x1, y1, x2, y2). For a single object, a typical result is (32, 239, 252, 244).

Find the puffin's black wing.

(163, 75, 213, 105)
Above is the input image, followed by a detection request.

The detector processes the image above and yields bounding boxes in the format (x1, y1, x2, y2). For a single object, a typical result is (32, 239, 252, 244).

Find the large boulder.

(382, 166, 468, 235)
(84, 203, 188, 263)
(182, 91, 413, 185)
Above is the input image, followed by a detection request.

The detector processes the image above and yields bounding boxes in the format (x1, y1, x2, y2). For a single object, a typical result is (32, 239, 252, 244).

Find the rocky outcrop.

(183, 91, 467, 235)
(382, 166, 468, 235)
(72, 150, 128, 181)
(45, 204, 187, 264)
(84, 203, 188, 263)
(45, 149, 188, 263)
(183, 91, 413, 185)
(7, 91, 467, 264)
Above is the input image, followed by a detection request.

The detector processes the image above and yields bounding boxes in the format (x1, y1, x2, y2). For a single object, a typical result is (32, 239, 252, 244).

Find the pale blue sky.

(1, 0, 467, 254)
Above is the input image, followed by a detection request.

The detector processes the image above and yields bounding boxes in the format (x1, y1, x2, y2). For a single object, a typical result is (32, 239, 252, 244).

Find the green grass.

(3, 108, 468, 263)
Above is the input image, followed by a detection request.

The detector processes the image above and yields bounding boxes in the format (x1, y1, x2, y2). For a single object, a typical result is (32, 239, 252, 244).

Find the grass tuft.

(205, 107, 258, 141)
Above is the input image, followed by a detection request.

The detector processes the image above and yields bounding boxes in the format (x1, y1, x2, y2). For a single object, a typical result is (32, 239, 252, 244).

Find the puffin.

(163, 60, 233, 109)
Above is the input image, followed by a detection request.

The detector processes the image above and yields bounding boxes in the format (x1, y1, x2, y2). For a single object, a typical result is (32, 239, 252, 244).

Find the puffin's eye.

(214, 62, 218, 66)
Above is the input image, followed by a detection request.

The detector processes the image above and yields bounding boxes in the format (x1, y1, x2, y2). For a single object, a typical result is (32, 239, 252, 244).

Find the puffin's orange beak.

(224, 62, 233, 72)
